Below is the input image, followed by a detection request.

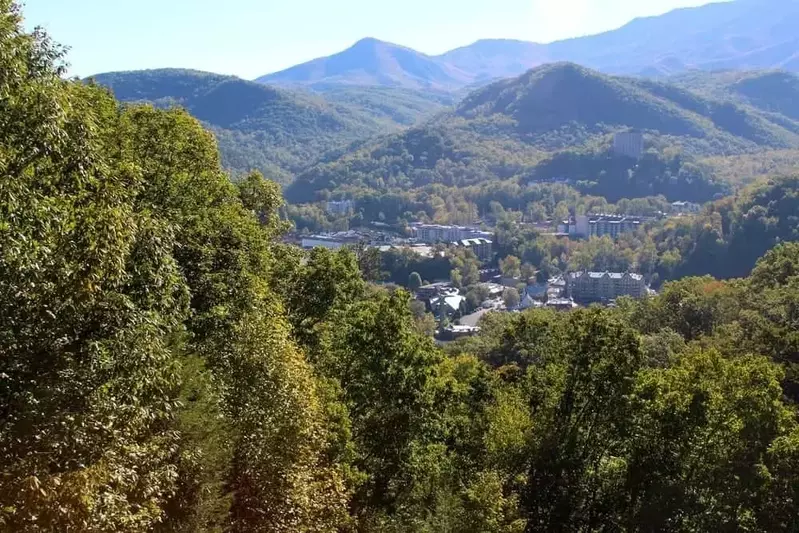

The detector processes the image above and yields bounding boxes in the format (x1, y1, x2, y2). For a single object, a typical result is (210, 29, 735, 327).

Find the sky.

(23, 0, 718, 79)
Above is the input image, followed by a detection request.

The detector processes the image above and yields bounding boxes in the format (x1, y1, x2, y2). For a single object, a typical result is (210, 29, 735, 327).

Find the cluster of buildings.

(408, 224, 494, 262)
(539, 270, 649, 307)
(415, 269, 651, 342)
(299, 227, 493, 263)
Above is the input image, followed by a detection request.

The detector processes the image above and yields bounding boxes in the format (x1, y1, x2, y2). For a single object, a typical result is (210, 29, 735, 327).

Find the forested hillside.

(287, 63, 799, 204)
(674, 69, 799, 121)
(6, 3, 799, 531)
(91, 69, 449, 183)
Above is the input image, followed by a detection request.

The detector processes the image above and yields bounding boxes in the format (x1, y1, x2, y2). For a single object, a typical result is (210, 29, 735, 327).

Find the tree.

(319, 292, 444, 522)
(280, 247, 366, 350)
(353, 242, 383, 282)
(503, 288, 521, 309)
(409, 271, 423, 291)
(623, 349, 799, 532)
(451, 269, 464, 289)
(522, 309, 644, 531)
(0, 11, 190, 529)
(500, 255, 522, 279)
(526, 202, 548, 224)
(0, 8, 350, 529)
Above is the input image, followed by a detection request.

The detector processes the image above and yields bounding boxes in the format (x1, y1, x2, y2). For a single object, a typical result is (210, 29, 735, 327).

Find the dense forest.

(91, 69, 450, 184)
(5, 4, 799, 532)
(285, 63, 799, 206)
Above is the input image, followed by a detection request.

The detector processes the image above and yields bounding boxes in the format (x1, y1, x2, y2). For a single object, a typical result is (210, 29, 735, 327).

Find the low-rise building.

(571, 214, 647, 239)
(301, 232, 363, 250)
(326, 200, 354, 215)
(439, 325, 480, 341)
(415, 282, 456, 300)
(671, 201, 701, 214)
(412, 224, 493, 244)
(566, 271, 647, 303)
(453, 238, 493, 262)
(546, 298, 578, 311)
(519, 293, 543, 311)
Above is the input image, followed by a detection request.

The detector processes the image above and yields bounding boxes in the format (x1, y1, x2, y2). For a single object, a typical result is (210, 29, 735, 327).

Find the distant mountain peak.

(256, 0, 799, 91)
(351, 37, 389, 48)
(257, 36, 470, 91)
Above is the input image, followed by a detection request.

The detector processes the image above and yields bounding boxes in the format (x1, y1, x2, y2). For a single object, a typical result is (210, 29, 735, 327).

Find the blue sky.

(23, 0, 717, 79)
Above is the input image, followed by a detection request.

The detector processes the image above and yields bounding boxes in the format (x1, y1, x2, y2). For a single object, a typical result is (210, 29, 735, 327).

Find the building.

(571, 214, 646, 239)
(525, 283, 549, 300)
(671, 201, 701, 214)
(453, 238, 493, 262)
(613, 131, 644, 159)
(566, 271, 647, 304)
(546, 298, 578, 311)
(326, 200, 354, 215)
(301, 230, 364, 250)
(416, 282, 457, 301)
(519, 293, 543, 311)
(413, 224, 493, 244)
(439, 325, 480, 341)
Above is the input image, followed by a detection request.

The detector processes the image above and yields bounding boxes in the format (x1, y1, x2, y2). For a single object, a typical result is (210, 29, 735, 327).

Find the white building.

(413, 224, 493, 244)
(671, 201, 701, 214)
(301, 231, 364, 250)
(570, 214, 646, 239)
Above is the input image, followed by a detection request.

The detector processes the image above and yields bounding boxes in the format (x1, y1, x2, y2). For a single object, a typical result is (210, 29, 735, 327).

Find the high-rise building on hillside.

(613, 130, 644, 159)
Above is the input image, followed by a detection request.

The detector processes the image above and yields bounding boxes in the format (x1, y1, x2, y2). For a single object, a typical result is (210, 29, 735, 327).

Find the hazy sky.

(23, 0, 719, 79)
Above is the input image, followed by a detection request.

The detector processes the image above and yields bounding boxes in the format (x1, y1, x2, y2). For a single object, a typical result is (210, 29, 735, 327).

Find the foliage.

(288, 63, 799, 205)
(8, 5, 799, 531)
(503, 288, 521, 309)
(91, 69, 447, 184)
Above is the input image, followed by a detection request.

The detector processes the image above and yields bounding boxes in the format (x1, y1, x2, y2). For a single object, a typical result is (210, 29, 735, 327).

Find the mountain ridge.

(257, 38, 472, 91)
(256, 0, 799, 90)
(90, 68, 449, 182)
(286, 62, 799, 203)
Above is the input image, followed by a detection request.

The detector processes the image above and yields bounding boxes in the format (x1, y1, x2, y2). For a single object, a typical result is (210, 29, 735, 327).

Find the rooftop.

(569, 271, 644, 281)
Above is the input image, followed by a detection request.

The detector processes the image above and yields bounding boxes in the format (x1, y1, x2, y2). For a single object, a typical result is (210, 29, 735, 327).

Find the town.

(290, 209, 673, 340)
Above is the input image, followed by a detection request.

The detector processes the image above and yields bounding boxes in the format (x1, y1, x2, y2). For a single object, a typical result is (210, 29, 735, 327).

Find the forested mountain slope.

(8, 4, 799, 531)
(91, 68, 450, 182)
(673, 69, 799, 121)
(287, 63, 799, 203)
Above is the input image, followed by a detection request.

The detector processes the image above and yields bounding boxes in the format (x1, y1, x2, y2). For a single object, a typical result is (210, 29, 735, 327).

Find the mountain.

(435, 39, 548, 84)
(286, 63, 799, 203)
(90, 68, 450, 182)
(673, 70, 799, 121)
(257, 0, 799, 91)
(321, 85, 455, 126)
(257, 38, 472, 91)
(544, 0, 799, 75)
